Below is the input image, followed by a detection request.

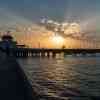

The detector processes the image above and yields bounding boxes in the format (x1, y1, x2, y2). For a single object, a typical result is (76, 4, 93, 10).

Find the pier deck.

(12, 48, 100, 57)
(0, 51, 36, 100)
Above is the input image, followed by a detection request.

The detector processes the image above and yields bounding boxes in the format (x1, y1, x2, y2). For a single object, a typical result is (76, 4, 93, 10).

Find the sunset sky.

(0, 0, 99, 48)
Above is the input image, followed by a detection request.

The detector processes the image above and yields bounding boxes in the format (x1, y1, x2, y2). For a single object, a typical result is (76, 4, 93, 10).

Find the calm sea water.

(18, 55, 100, 100)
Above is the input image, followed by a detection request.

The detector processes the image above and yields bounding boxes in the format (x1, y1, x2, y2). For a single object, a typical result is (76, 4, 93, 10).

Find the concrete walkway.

(0, 51, 38, 100)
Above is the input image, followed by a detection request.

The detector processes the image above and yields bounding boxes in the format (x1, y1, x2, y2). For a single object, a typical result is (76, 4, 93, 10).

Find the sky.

(0, 0, 99, 48)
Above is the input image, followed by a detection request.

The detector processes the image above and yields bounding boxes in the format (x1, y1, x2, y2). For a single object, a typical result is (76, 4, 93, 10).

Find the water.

(18, 56, 100, 100)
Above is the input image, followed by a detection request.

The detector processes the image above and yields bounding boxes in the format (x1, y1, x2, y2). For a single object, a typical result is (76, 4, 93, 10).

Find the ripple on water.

(18, 56, 100, 100)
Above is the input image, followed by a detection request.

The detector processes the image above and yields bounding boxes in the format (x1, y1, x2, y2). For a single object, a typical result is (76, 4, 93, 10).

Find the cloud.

(40, 18, 84, 39)
(39, 18, 100, 43)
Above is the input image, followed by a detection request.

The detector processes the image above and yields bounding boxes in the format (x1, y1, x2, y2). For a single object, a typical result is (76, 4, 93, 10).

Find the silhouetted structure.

(0, 51, 37, 100)
(0, 31, 100, 57)
(13, 48, 100, 58)
(0, 32, 17, 55)
(0, 32, 26, 55)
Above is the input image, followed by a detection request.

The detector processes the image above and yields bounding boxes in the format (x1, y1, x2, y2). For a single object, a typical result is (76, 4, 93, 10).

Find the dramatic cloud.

(0, 0, 99, 48)
(39, 18, 98, 42)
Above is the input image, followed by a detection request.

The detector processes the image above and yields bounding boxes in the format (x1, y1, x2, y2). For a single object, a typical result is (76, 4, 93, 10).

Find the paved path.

(0, 51, 37, 100)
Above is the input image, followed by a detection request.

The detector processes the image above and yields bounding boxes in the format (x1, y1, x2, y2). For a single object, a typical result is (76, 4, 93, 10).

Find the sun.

(50, 34, 65, 48)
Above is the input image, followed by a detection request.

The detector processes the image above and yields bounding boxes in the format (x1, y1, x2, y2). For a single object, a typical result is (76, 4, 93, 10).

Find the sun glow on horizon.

(4, 22, 99, 49)
(50, 34, 65, 48)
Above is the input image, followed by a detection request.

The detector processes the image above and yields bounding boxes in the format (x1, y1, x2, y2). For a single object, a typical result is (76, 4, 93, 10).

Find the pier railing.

(11, 48, 100, 57)
(0, 47, 100, 57)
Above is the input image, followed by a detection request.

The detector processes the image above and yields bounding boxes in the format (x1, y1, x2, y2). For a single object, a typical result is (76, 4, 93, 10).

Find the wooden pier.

(11, 48, 100, 57)
(0, 51, 37, 100)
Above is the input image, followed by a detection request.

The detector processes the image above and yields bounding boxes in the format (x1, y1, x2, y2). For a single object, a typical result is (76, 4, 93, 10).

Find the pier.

(12, 48, 100, 57)
(0, 51, 38, 100)
(0, 33, 100, 58)
(0, 34, 100, 100)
